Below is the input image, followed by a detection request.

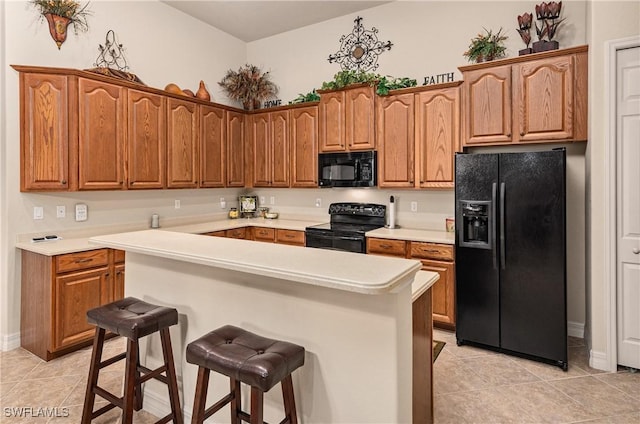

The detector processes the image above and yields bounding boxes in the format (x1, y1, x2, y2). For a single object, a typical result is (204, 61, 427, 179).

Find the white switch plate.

(56, 205, 66, 218)
(220, 197, 226, 209)
(410, 201, 418, 212)
(315, 198, 322, 207)
(260, 196, 266, 205)
(33, 206, 44, 220)
(270, 196, 275, 205)
(174, 200, 181, 209)
(75, 204, 88, 221)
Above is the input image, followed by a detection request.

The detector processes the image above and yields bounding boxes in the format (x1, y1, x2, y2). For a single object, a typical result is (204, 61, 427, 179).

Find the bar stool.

(186, 325, 305, 424)
(81, 297, 183, 424)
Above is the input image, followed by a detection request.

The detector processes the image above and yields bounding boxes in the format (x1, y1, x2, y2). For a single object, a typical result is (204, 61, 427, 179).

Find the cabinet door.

(271, 110, 290, 187)
(53, 266, 111, 350)
(78, 78, 126, 190)
(346, 86, 375, 150)
(127, 90, 166, 189)
(167, 97, 199, 188)
(319, 91, 346, 152)
(20, 73, 69, 191)
(514, 55, 574, 142)
(114, 263, 125, 301)
(200, 105, 226, 188)
(290, 106, 318, 188)
(462, 65, 512, 146)
(377, 93, 415, 188)
(226, 111, 245, 187)
(251, 112, 271, 187)
(421, 259, 455, 329)
(415, 87, 460, 188)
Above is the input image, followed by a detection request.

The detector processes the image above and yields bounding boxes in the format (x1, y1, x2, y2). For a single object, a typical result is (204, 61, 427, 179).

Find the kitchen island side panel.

(124, 251, 414, 423)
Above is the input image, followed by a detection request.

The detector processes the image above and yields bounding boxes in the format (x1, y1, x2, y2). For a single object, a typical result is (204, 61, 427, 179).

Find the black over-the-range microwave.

(318, 151, 377, 188)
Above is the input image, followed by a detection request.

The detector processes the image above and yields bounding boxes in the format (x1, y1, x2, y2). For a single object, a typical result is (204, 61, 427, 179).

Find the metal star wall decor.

(328, 16, 393, 71)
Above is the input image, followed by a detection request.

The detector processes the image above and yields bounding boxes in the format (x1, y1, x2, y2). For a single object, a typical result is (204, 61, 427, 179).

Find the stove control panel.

(329, 203, 386, 217)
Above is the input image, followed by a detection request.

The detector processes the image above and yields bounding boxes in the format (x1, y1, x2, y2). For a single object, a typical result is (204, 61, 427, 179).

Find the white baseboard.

(589, 349, 614, 372)
(567, 321, 585, 339)
(142, 386, 192, 422)
(1, 332, 20, 351)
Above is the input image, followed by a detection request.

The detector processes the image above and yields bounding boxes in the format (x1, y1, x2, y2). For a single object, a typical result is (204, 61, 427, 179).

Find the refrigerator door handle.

(492, 182, 498, 269)
(500, 182, 506, 270)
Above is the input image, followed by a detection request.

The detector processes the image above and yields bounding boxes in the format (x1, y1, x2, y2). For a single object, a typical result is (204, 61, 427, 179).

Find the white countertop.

(89, 230, 427, 295)
(367, 227, 455, 245)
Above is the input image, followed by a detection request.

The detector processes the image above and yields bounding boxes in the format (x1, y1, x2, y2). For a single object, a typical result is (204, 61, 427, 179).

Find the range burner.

(305, 202, 386, 253)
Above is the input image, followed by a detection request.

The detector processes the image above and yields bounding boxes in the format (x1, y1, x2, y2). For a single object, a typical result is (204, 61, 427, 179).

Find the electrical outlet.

(56, 206, 66, 218)
(270, 196, 275, 205)
(33, 206, 44, 220)
(220, 197, 226, 209)
(75, 204, 88, 221)
(174, 200, 181, 209)
(315, 198, 322, 207)
(410, 201, 418, 212)
(260, 196, 266, 205)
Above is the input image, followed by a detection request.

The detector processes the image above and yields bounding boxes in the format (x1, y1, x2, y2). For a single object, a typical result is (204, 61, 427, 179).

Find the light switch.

(33, 206, 44, 220)
(75, 204, 88, 221)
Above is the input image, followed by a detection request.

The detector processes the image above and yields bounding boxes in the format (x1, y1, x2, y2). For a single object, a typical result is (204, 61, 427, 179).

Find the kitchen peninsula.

(89, 229, 438, 423)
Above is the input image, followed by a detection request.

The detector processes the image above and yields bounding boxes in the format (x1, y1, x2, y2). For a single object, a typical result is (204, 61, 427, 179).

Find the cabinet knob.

(61, 180, 67, 184)
(506, 133, 511, 138)
(520, 132, 525, 136)
(633, 248, 639, 254)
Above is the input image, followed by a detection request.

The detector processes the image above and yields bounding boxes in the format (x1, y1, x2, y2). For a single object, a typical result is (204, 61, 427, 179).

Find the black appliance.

(318, 151, 376, 188)
(305, 202, 386, 253)
(455, 149, 567, 370)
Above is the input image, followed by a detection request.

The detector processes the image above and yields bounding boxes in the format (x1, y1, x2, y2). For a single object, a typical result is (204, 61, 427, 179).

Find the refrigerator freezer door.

(498, 150, 567, 364)
(455, 153, 500, 347)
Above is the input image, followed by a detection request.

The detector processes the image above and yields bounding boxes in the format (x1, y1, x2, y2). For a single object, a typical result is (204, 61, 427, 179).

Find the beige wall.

(585, 1, 640, 366)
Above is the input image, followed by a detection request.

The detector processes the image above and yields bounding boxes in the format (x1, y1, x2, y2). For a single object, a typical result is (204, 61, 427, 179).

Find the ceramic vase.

(196, 80, 211, 102)
(45, 13, 71, 50)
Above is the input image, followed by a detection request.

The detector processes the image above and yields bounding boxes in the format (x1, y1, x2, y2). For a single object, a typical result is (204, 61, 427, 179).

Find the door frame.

(605, 35, 640, 372)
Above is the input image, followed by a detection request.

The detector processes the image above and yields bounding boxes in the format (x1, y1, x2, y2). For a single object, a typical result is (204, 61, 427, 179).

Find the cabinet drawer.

(410, 242, 454, 261)
(254, 227, 275, 242)
(367, 238, 407, 257)
(55, 249, 110, 273)
(276, 229, 305, 246)
(113, 249, 125, 263)
(226, 228, 247, 239)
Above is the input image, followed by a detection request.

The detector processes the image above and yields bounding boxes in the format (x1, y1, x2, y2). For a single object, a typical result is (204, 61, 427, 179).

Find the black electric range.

(305, 203, 386, 253)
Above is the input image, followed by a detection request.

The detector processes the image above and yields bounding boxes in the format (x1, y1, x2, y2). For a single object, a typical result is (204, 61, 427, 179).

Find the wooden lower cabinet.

(226, 227, 247, 239)
(21, 248, 125, 360)
(367, 237, 456, 329)
(253, 227, 276, 242)
(275, 229, 305, 246)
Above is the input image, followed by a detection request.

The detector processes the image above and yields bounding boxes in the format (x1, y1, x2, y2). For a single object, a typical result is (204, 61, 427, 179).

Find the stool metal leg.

(230, 378, 241, 424)
(250, 387, 263, 424)
(160, 328, 184, 424)
(281, 375, 298, 424)
(191, 367, 210, 424)
(81, 327, 106, 424)
(122, 338, 138, 424)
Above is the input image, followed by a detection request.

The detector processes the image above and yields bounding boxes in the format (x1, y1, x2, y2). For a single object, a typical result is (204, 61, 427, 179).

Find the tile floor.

(1, 331, 639, 423)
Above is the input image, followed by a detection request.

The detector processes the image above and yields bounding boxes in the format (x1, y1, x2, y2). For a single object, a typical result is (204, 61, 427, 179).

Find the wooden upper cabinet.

(200, 105, 226, 188)
(345, 85, 375, 150)
(167, 97, 199, 188)
(250, 112, 271, 186)
(226, 110, 245, 187)
(377, 92, 415, 188)
(318, 85, 375, 152)
(415, 86, 460, 188)
(250, 110, 290, 187)
(270, 110, 290, 187)
(460, 46, 589, 147)
(514, 54, 574, 142)
(290, 106, 318, 188)
(78, 78, 126, 190)
(20, 73, 70, 191)
(127, 89, 166, 189)
(319, 90, 345, 152)
(461, 65, 512, 146)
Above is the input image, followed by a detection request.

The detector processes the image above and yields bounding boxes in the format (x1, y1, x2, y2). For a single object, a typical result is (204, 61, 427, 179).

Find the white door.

(617, 45, 640, 369)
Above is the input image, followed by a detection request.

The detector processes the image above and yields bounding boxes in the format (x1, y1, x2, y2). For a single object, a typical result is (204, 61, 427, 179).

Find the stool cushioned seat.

(86, 297, 178, 340)
(186, 325, 305, 392)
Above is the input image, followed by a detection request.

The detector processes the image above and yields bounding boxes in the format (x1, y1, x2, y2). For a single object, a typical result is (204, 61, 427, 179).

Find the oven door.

(305, 231, 365, 253)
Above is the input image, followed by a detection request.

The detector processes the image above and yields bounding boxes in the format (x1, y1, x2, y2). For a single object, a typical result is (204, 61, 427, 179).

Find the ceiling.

(161, 1, 393, 42)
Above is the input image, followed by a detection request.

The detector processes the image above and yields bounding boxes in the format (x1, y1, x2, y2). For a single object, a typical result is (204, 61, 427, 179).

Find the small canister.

(445, 217, 455, 232)
(258, 207, 269, 218)
(228, 208, 239, 219)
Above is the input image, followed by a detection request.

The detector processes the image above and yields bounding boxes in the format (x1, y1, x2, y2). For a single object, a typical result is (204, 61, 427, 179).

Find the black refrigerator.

(455, 149, 567, 370)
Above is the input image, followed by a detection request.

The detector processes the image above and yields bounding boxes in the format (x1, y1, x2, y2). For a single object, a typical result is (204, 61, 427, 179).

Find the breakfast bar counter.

(89, 230, 438, 423)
